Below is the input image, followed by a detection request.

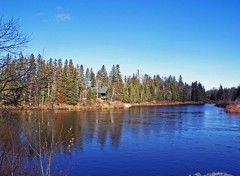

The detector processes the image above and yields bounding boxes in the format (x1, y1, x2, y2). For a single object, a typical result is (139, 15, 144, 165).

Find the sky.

(1, 0, 240, 90)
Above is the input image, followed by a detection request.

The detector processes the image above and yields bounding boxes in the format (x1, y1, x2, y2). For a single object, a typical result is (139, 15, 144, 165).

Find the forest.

(0, 53, 208, 107)
(0, 17, 239, 108)
(207, 85, 240, 102)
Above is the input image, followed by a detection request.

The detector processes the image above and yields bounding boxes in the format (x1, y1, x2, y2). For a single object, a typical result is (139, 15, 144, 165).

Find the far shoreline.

(0, 101, 206, 112)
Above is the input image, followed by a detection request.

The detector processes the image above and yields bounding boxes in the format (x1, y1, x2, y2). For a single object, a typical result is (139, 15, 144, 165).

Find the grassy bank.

(128, 101, 204, 107)
(225, 103, 240, 113)
(0, 101, 205, 111)
(209, 100, 240, 113)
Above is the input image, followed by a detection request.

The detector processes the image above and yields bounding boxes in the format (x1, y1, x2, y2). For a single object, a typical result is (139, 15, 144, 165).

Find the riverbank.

(0, 100, 204, 111)
(225, 103, 240, 113)
(210, 100, 240, 113)
(125, 101, 204, 108)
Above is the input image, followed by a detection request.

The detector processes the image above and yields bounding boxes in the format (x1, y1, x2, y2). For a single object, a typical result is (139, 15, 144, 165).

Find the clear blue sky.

(1, 0, 240, 90)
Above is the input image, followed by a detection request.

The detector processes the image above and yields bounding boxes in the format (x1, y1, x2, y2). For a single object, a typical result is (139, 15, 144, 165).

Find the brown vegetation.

(225, 103, 240, 113)
(130, 100, 204, 107)
(0, 100, 204, 111)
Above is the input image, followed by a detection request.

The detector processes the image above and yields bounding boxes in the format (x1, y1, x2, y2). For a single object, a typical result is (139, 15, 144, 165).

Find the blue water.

(53, 104, 240, 175)
(2, 104, 240, 175)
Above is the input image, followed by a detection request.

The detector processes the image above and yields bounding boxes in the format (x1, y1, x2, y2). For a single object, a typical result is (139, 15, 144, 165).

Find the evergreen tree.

(0, 53, 218, 106)
(178, 75, 185, 101)
(191, 81, 206, 102)
(217, 85, 224, 100)
(85, 68, 91, 88)
(96, 65, 108, 87)
(56, 59, 64, 103)
(234, 86, 240, 101)
(142, 74, 154, 102)
(191, 81, 198, 101)
(26, 53, 36, 106)
(182, 83, 190, 102)
(62, 59, 78, 105)
(153, 75, 164, 101)
(109, 64, 123, 101)
(127, 74, 141, 103)
(90, 68, 96, 87)
(77, 64, 85, 100)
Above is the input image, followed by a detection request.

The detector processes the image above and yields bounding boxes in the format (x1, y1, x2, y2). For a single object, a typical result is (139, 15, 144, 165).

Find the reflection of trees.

(0, 110, 75, 175)
(0, 111, 28, 175)
(92, 110, 123, 149)
(88, 111, 122, 149)
(52, 110, 124, 150)
(0, 107, 199, 175)
(21, 111, 74, 175)
(0, 109, 125, 175)
(58, 110, 124, 150)
(109, 110, 122, 149)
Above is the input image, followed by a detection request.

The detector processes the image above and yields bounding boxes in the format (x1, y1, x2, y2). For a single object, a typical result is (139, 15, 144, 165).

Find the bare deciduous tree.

(0, 17, 30, 104)
(0, 17, 29, 55)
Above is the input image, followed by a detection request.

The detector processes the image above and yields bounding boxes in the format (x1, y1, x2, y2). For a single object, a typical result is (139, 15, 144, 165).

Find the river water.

(1, 104, 240, 175)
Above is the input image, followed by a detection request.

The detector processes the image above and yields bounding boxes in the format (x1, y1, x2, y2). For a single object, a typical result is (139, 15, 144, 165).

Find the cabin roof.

(98, 86, 108, 94)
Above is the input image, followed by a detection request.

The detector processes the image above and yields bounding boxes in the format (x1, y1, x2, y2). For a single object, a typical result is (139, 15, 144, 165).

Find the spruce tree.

(56, 59, 64, 104)
(191, 81, 198, 101)
(217, 85, 224, 100)
(62, 59, 78, 105)
(90, 68, 96, 88)
(96, 65, 108, 87)
(85, 68, 91, 88)
(78, 64, 85, 100)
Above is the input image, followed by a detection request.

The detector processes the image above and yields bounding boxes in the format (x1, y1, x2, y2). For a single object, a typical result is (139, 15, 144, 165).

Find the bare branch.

(0, 16, 30, 55)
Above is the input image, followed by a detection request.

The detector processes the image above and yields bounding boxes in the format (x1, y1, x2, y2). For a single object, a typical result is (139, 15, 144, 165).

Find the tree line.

(0, 53, 208, 106)
(207, 85, 240, 102)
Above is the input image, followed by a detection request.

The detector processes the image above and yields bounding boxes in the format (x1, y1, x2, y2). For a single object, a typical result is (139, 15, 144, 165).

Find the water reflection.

(15, 105, 221, 151)
(1, 105, 240, 175)
(0, 111, 30, 175)
(0, 107, 206, 154)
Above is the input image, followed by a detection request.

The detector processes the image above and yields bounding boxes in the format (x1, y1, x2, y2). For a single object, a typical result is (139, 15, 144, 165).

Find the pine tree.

(191, 81, 198, 101)
(26, 54, 36, 106)
(90, 68, 96, 88)
(109, 64, 124, 101)
(142, 74, 153, 102)
(114, 64, 124, 100)
(217, 85, 224, 100)
(85, 68, 91, 88)
(158, 75, 165, 100)
(49, 58, 58, 106)
(178, 75, 184, 101)
(124, 74, 141, 103)
(56, 59, 64, 104)
(191, 81, 206, 102)
(182, 83, 190, 102)
(62, 59, 78, 105)
(234, 86, 240, 101)
(96, 65, 108, 87)
(77, 64, 85, 100)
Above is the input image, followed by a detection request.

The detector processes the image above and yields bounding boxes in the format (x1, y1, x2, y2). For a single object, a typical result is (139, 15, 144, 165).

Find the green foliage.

(208, 85, 240, 102)
(96, 65, 108, 87)
(109, 65, 124, 101)
(86, 87, 95, 100)
(0, 53, 213, 106)
(191, 81, 206, 102)
(90, 68, 96, 87)
(62, 59, 78, 105)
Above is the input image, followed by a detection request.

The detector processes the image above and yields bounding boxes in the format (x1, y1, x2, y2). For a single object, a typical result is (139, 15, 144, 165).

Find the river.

(0, 104, 240, 175)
